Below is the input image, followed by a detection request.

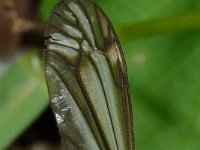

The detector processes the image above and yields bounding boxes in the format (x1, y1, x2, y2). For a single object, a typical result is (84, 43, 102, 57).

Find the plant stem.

(117, 11, 200, 40)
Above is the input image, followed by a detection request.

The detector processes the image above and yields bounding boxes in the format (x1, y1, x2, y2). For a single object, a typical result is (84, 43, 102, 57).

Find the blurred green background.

(0, 0, 200, 149)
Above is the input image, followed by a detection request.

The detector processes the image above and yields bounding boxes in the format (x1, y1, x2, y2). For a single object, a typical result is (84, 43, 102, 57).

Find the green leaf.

(95, 0, 200, 25)
(0, 50, 48, 149)
(40, 0, 58, 21)
(124, 31, 200, 150)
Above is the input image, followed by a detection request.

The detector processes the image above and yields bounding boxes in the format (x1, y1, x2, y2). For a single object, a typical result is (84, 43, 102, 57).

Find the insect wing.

(44, 0, 134, 149)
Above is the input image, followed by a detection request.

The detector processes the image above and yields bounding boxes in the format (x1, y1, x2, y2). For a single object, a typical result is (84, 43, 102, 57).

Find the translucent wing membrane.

(44, 0, 134, 149)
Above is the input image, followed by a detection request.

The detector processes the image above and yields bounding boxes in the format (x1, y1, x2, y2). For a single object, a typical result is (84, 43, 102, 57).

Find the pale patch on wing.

(106, 40, 122, 87)
(81, 40, 91, 52)
(46, 33, 80, 49)
(47, 44, 79, 65)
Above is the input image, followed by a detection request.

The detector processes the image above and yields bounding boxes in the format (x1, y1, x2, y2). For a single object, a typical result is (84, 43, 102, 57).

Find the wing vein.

(89, 55, 119, 150)
(52, 11, 78, 28)
(75, 65, 110, 149)
(51, 24, 82, 42)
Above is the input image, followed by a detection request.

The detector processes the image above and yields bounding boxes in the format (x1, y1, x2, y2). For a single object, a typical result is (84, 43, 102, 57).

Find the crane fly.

(44, 0, 135, 149)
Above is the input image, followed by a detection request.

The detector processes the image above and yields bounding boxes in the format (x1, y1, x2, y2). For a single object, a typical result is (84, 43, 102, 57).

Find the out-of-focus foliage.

(125, 33, 200, 150)
(40, 0, 57, 21)
(0, 51, 48, 149)
(1, 0, 200, 149)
